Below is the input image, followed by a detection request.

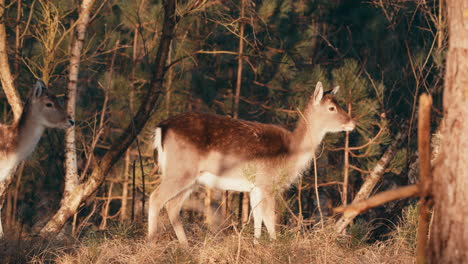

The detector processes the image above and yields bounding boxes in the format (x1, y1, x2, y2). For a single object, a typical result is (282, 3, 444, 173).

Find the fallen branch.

(334, 185, 420, 216)
(334, 124, 409, 233)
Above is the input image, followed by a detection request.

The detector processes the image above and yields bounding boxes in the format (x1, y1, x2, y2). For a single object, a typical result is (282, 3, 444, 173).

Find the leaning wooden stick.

(416, 93, 433, 264)
(334, 185, 420, 216)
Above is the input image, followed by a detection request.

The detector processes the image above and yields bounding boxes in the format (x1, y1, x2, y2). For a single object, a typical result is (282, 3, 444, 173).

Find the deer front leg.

(262, 191, 277, 240)
(250, 187, 264, 243)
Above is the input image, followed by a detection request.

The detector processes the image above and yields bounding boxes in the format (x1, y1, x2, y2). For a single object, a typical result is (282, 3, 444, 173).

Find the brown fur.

(0, 100, 34, 156)
(158, 112, 292, 159)
(0, 125, 18, 156)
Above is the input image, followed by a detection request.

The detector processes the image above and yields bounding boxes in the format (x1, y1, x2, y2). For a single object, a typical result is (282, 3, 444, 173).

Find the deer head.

(28, 80, 74, 129)
(305, 81, 355, 134)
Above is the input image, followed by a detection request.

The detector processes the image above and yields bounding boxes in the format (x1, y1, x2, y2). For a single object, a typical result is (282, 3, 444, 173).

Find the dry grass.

(50, 224, 414, 264)
(1, 209, 418, 264)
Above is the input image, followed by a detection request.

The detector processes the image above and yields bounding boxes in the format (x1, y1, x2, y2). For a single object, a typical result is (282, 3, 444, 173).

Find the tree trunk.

(0, 0, 22, 121)
(14, 0, 22, 79)
(40, 0, 178, 236)
(63, 0, 96, 199)
(416, 94, 432, 264)
(120, 150, 130, 222)
(99, 182, 113, 230)
(429, 1, 468, 262)
(234, 0, 250, 226)
(342, 103, 351, 206)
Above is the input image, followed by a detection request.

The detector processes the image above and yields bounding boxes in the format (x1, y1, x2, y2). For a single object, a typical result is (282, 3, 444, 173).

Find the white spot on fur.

(197, 172, 255, 192)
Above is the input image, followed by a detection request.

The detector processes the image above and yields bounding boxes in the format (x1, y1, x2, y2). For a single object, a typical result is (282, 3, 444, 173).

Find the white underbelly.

(197, 172, 255, 192)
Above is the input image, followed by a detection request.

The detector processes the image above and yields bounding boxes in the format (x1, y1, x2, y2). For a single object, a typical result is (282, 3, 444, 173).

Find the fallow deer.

(148, 81, 355, 245)
(0, 80, 74, 237)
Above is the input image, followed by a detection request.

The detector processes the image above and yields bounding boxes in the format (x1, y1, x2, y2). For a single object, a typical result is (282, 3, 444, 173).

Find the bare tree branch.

(334, 185, 419, 216)
(0, 0, 22, 121)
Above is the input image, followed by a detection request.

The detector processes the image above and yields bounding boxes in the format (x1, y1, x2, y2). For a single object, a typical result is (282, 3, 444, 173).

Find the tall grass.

(1, 207, 419, 264)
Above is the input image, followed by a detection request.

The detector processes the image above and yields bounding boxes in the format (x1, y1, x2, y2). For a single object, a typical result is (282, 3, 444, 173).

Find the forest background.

(0, 0, 447, 263)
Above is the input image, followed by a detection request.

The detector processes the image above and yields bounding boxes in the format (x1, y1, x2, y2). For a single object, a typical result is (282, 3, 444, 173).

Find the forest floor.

(0, 221, 415, 264)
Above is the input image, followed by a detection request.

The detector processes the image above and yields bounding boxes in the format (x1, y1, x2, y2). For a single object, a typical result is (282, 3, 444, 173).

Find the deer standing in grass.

(148, 81, 355, 244)
(0, 80, 74, 237)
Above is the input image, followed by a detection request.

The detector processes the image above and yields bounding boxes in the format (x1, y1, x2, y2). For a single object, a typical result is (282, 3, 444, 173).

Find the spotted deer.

(0, 80, 74, 237)
(148, 81, 355, 244)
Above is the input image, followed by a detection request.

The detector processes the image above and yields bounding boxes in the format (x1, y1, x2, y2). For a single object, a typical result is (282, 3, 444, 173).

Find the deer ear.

(33, 79, 47, 98)
(331, 85, 340, 95)
(313, 81, 324, 105)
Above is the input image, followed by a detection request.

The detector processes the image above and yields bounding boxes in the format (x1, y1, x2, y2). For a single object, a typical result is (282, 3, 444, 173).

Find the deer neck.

(15, 106, 46, 161)
(289, 108, 326, 178)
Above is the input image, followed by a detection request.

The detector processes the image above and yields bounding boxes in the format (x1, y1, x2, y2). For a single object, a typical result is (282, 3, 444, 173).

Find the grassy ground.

(0, 206, 418, 263)
(0, 224, 415, 264)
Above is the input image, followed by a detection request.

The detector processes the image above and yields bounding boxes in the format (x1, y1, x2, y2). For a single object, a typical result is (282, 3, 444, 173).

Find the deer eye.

(328, 106, 336, 112)
(45, 103, 53, 108)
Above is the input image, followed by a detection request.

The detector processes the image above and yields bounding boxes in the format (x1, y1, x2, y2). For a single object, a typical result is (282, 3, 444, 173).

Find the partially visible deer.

(0, 80, 74, 237)
(148, 81, 355, 245)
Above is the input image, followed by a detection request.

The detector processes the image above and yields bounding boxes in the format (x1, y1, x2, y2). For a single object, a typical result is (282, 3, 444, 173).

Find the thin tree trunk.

(131, 160, 136, 222)
(99, 182, 113, 230)
(0, 0, 22, 121)
(122, 19, 138, 223)
(234, 0, 250, 226)
(120, 150, 130, 222)
(166, 42, 173, 117)
(233, 0, 245, 120)
(40, 0, 178, 236)
(204, 187, 213, 226)
(437, 0, 443, 51)
(429, 1, 468, 261)
(342, 103, 351, 206)
(63, 0, 96, 199)
(297, 176, 303, 227)
(14, 0, 21, 79)
(313, 154, 324, 229)
(335, 127, 407, 233)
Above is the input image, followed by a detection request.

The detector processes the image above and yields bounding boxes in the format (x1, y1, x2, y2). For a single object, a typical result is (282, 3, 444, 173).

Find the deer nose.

(343, 120, 356, 131)
(69, 119, 75, 126)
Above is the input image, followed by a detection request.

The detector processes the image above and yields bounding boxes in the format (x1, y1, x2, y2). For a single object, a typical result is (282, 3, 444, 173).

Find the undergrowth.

(0, 208, 419, 264)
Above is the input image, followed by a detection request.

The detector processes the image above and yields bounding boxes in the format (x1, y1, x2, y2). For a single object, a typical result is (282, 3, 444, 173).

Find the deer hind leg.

(262, 191, 277, 240)
(147, 172, 195, 241)
(165, 188, 192, 245)
(250, 187, 264, 242)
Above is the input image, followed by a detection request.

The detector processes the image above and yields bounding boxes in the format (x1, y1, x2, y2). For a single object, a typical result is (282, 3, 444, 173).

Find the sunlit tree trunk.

(0, 0, 22, 121)
(429, 0, 468, 262)
(120, 151, 130, 222)
(14, 0, 22, 79)
(63, 0, 96, 199)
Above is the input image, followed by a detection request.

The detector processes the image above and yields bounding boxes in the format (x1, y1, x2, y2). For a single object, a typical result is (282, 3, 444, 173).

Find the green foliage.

(347, 219, 371, 248)
(389, 203, 419, 251)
